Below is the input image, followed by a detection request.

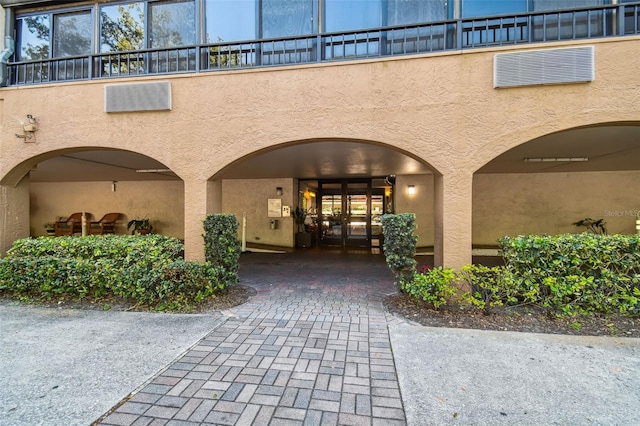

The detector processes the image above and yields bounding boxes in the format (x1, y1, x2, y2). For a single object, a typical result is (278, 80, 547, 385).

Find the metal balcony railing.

(7, 2, 640, 86)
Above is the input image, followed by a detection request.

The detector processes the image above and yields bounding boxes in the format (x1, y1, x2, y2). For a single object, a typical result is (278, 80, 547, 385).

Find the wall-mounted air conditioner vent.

(104, 81, 172, 112)
(494, 46, 594, 89)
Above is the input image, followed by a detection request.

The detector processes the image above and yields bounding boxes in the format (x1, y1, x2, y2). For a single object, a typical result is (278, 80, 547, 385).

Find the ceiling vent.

(494, 46, 594, 89)
(104, 81, 172, 112)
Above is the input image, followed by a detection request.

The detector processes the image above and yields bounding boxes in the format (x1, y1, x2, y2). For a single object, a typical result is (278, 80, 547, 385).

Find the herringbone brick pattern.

(99, 251, 405, 425)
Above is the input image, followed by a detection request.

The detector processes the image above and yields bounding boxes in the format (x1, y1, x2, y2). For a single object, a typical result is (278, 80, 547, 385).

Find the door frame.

(316, 178, 386, 249)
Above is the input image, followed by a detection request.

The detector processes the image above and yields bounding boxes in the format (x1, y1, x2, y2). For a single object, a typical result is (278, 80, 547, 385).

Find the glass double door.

(318, 180, 384, 248)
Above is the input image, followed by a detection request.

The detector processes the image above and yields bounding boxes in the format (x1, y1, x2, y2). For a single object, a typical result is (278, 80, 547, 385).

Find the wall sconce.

(111, 181, 117, 192)
(407, 185, 416, 195)
(276, 187, 283, 196)
(14, 114, 37, 141)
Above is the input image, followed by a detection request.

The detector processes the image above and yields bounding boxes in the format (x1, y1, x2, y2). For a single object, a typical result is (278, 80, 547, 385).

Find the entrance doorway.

(315, 179, 391, 249)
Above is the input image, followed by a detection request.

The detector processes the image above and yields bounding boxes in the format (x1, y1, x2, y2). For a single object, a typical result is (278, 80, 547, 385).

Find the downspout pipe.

(0, 7, 15, 87)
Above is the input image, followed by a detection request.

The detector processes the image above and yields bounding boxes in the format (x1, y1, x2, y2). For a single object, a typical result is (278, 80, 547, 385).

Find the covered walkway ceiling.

(28, 125, 640, 182)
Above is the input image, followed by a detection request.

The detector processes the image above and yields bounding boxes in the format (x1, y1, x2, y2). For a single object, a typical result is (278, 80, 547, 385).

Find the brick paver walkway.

(98, 251, 405, 426)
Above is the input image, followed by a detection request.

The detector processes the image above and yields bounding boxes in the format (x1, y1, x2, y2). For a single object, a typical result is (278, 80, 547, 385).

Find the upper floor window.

(532, 0, 608, 11)
(100, 2, 144, 52)
(53, 10, 92, 57)
(387, 0, 448, 26)
(17, 14, 49, 60)
(262, 0, 316, 38)
(205, 0, 256, 42)
(17, 8, 93, 61)
(462, 0, 528, 17)
(324, 0, 381, 32)
(149, 0, 196, 48)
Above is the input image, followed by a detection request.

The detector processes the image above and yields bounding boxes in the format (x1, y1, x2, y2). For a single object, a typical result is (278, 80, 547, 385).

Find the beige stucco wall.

(222, 178, 295, 247)
(1, 36, 639, 266)
(395, 174, 434, 248)
(29, 180, 184, 237)
(473, 171, 640, 244)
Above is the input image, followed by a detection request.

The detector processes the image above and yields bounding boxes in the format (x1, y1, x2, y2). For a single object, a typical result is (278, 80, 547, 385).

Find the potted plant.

(127, 217, 153, 235)
(572, 217, 607, 235)
(293, 207, 312, 248)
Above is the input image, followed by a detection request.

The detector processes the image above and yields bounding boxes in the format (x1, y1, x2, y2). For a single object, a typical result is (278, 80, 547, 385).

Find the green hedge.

(381, 213, 418, 285)
(7, 234, 183, 261)
(0, 235, 225, 311)
(387, 232, 639, 316)
(498, 234, 640, 315)
(203, 214, 241, 285)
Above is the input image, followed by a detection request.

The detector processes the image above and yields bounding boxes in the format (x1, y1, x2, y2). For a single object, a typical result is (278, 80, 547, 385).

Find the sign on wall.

(268, 199, 282, 217)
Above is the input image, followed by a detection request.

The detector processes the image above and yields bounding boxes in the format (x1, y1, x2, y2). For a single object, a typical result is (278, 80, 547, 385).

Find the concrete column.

(0, 176, 30, 255)
(433, 170, 473, 269)
(183, 179, 220, 262)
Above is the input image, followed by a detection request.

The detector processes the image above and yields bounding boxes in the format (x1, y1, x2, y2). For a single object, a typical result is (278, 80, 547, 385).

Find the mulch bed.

(3, 286, 638, 338)
(383, 292, 640, 338)
(0, 285, 256, 313)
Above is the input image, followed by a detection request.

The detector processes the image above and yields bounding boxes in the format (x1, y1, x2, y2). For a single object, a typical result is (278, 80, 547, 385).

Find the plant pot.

(295, 232, 312, 248)
(136, 229, 151, 235)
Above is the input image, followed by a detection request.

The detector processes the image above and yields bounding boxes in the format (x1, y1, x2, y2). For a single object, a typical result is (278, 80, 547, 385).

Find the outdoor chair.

(54, 212, 84, 236)
(89, 212, 121, 235)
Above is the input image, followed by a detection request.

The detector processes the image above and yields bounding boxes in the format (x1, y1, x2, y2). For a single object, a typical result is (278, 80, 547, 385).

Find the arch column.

(183, 179, 222, 262)
(0, 176, 30, 255)
(433, 170, 473, 269)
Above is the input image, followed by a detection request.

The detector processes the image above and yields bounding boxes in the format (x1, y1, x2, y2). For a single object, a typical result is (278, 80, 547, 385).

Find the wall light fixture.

(523, 157, 588, 162)
(407, 185, 416, 195)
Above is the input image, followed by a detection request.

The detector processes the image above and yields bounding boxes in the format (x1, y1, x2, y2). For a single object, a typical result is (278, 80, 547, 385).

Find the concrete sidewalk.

(388, 317, 640, 425)
(0, 304, 225, 426)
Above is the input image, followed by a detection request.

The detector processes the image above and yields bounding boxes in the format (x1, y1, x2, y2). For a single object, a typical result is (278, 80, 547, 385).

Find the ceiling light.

(523, 157, 588, 162)
(135, 168, 172, 173)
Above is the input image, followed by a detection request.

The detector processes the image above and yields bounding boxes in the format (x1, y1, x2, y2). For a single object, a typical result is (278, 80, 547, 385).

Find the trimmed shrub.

(203, 214, 242, 285)
(402, 266, 457, 309)
(6, 234, 183, 262)
(499, 234, 640, 315)
(0, 235, 224, 311)
(459, 264, 518, 312)
(381, 213, 418, 286)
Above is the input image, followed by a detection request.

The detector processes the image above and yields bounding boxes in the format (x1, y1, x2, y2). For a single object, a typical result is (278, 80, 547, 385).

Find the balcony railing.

(7, 2, 640, 86)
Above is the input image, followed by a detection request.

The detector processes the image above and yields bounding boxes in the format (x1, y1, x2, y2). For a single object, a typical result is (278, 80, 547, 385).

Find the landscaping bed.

(384, 292, 639, 337)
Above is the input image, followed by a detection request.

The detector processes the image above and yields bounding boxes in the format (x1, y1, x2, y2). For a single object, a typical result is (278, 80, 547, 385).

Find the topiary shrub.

(203, 214, 242, 285)
(381, 213, 418, 286)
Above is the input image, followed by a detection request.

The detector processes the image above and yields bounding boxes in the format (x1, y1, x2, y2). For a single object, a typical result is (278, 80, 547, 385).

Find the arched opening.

(473, 122, 640, 247)
(211, 139, 436, 253)
(7, 148, 183, 240)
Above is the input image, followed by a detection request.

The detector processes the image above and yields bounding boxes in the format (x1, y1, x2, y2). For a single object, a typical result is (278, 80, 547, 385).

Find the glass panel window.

(461, 0, 527, 17)
(532, 0, 608, 12)
(205, 0, 256, 43)
(387, 0, 447, 25)
(53, 10, 92, 57)
(100, 2, 145, 52)
(17, 15, 50, 60)
(149, 0, 196, 48)
(324, 0, 382, 32)
(262, 0, 314, 38)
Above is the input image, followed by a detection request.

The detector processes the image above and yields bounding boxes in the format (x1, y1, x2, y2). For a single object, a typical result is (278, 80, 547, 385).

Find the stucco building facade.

(0, 0, 638, 269)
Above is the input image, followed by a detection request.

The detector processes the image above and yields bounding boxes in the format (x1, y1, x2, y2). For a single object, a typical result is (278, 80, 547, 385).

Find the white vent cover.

(104, 81, 172, 112)
(494, 46, 594, 88)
